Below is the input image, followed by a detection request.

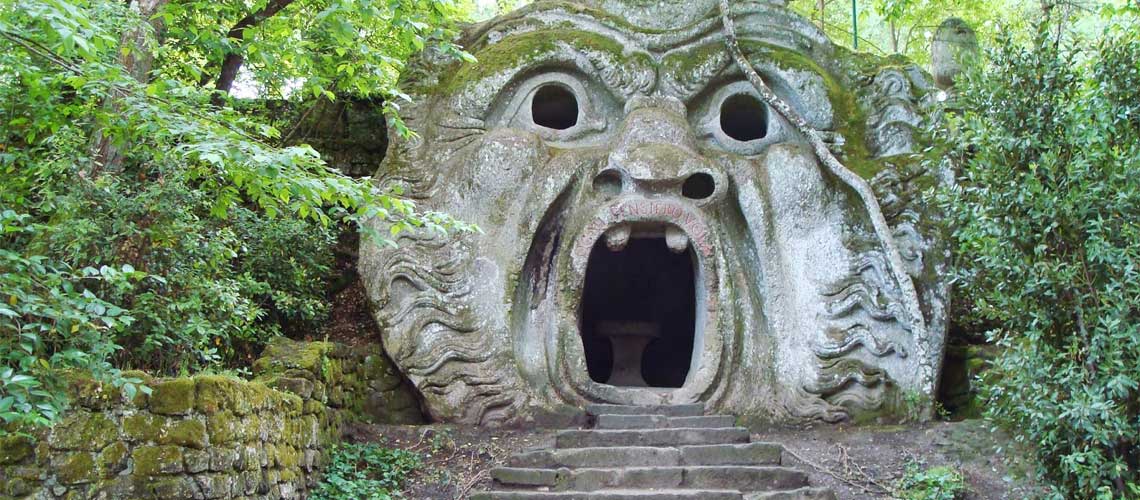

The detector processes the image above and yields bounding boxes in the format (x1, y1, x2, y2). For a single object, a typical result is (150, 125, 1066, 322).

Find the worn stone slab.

(471, 490, 743, 500)
(586, 404, 705, 418)
(492, 467, 568, 487)
(511, 447, 682, 468)
(680, 466, 808, 490)
(745, 488, 839, 500)
(555, 428, 749, 448)
(595, 415, 735, 430)
(680, 442, 783, 466)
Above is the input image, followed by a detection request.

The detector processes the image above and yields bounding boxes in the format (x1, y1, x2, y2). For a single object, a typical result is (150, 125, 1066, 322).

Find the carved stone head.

(360, 0, 950, 425)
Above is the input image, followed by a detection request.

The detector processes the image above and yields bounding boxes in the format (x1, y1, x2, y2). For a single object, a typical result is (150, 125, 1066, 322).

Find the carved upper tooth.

(665, 226, 690, 254)
(604, 224, 631, 251)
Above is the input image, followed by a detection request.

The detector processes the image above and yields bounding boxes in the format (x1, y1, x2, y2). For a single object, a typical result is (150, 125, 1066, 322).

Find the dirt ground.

(755, 420, 1043, 499)
(344, 419, 1042, 500)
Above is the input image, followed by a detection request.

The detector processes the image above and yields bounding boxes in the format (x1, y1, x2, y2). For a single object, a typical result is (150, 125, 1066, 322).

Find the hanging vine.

(716, 0, 935, 395)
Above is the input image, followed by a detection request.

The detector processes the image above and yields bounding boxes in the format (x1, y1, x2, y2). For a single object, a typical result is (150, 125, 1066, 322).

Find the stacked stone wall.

(0, 339, 422, 500)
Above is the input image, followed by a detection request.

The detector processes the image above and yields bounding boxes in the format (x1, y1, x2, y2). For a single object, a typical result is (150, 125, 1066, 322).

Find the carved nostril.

(593, 169, 624, 197)
(682, 172, 715, 200)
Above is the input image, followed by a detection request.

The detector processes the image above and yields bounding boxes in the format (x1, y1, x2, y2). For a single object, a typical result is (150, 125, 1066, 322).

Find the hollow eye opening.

(682, 173, 715, 200)
(532, 84, 579, 130)
(720, 93, 768, 142)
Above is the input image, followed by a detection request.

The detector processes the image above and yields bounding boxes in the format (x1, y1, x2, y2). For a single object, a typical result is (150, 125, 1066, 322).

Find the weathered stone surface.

(360, 0, 949, 425)
(132, 445, 185, 476)
(50, 412, 118, 451)
(931, 17, 978, 89)
(149, 378, 196, 415)
(97, 441, 130, 475)
(0, 435, 35, 465)
(54, 452, 98, 484)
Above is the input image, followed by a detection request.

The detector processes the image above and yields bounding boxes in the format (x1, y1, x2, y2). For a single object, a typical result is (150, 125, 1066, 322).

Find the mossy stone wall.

(0, 339, 423, 500)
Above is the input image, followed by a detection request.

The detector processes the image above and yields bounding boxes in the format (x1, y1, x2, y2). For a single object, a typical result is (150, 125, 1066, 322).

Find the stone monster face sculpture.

(360, 0, 950, 425)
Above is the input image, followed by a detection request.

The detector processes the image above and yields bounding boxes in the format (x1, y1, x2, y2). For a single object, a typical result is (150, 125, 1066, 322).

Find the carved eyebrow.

(446, 30, 656, 106)
(659, 41, 735, 102)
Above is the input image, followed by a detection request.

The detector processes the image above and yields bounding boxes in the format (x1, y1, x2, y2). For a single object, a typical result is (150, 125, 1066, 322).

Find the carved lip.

(570, 197, 714, 275)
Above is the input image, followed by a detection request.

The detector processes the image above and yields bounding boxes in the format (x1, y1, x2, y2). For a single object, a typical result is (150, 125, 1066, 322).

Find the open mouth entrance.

(579, 224, 697, 388)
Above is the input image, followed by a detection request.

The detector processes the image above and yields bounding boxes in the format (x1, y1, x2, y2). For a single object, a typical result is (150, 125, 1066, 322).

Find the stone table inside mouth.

(596, 320, 661, 387)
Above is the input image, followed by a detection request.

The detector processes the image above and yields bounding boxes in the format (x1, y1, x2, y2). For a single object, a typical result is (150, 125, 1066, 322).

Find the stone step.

(594, 414, 736, 430)
(471, 489, 743, 500)
(679, 442, 783, 466)
(744, 488, 838, 500)
(511, 447, 683, 468)
(491, 466, 808, 492)
(556, 428, 749, 448)
(510, 443, 782, 468)
(586, 404, 705, 417)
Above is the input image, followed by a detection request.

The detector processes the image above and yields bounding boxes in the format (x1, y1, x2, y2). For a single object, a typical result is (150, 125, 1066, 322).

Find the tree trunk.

(89, 0, 169, 177)
(206, 0, 297, 95)
(889, 20, 899, 53)
(817, 0, 826, 30)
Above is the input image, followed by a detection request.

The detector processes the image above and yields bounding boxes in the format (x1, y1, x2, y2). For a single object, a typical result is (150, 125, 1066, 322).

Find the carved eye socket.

(719, 93, 768, 142)
(531, 84, 579, 130)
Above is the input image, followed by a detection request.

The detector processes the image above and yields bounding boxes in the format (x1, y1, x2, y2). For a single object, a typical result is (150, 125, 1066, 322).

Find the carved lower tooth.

(604, 224, 631, 251)
(666, 226, 689, 254)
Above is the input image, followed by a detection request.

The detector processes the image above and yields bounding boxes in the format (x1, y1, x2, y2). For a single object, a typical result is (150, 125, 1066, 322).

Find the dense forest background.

(1, 0, 1137, 497)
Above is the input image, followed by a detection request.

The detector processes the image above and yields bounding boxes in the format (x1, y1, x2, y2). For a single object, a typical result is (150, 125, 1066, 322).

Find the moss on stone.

(122, 413, 165, 443)
(430, 28, 648, 95)
(4, 477, 36, 496)
(148, 378, 195, 415)
(51, 412, 118, 451)
(254, 337, 336, 381)
(158, 419, 207, 450)
(141, 477, 197, 497)
(131, 445, 184, 476)
(97, 441, 129, 476)
(194, 375, 244, 415)
(55, 452, 98, 485)
(206, 411, 241, 444)
(0, 435, 35, 465)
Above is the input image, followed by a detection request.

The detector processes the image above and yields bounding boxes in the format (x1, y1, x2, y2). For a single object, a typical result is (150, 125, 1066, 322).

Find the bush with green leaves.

(0, 210, 150, 430)
(939, 15, 1140, 499)
(894, 463, 967, 500)
(311, 443, 421, 500)
(0, 0, 474, 432)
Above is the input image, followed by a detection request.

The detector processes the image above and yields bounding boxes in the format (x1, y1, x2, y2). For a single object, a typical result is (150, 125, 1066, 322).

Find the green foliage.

(158, 0, 476, 131)
(311, 443, 421, 500)
(0, 0, 473, 431)
(894, 463, 967, 500)
(939, 15, 1140, 499)
(0, 210, 151, 430)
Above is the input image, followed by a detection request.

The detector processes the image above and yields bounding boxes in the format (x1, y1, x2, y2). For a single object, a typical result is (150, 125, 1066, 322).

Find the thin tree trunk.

(889, 20, 899, 53)
(207, 0, 297, 95)
(817, 0, 826, 30)
(89, 0, 169, 177)
(717, 0, 935, 395)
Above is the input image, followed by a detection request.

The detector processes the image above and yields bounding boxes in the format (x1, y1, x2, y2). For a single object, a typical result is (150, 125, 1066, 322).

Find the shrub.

(939, 18, 1140, 498)
(0, 0, 472, 431)
(894, 463, 967, 500)
(311, 443, 421, 500)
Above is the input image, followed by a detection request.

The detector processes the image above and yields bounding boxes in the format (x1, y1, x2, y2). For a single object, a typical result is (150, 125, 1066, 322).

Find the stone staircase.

(471, 403, 837, 500)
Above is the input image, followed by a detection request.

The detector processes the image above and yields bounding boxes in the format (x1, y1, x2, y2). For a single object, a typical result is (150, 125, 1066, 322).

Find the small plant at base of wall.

(894, 462, 968, 500)
(310, 443, 422, 500)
